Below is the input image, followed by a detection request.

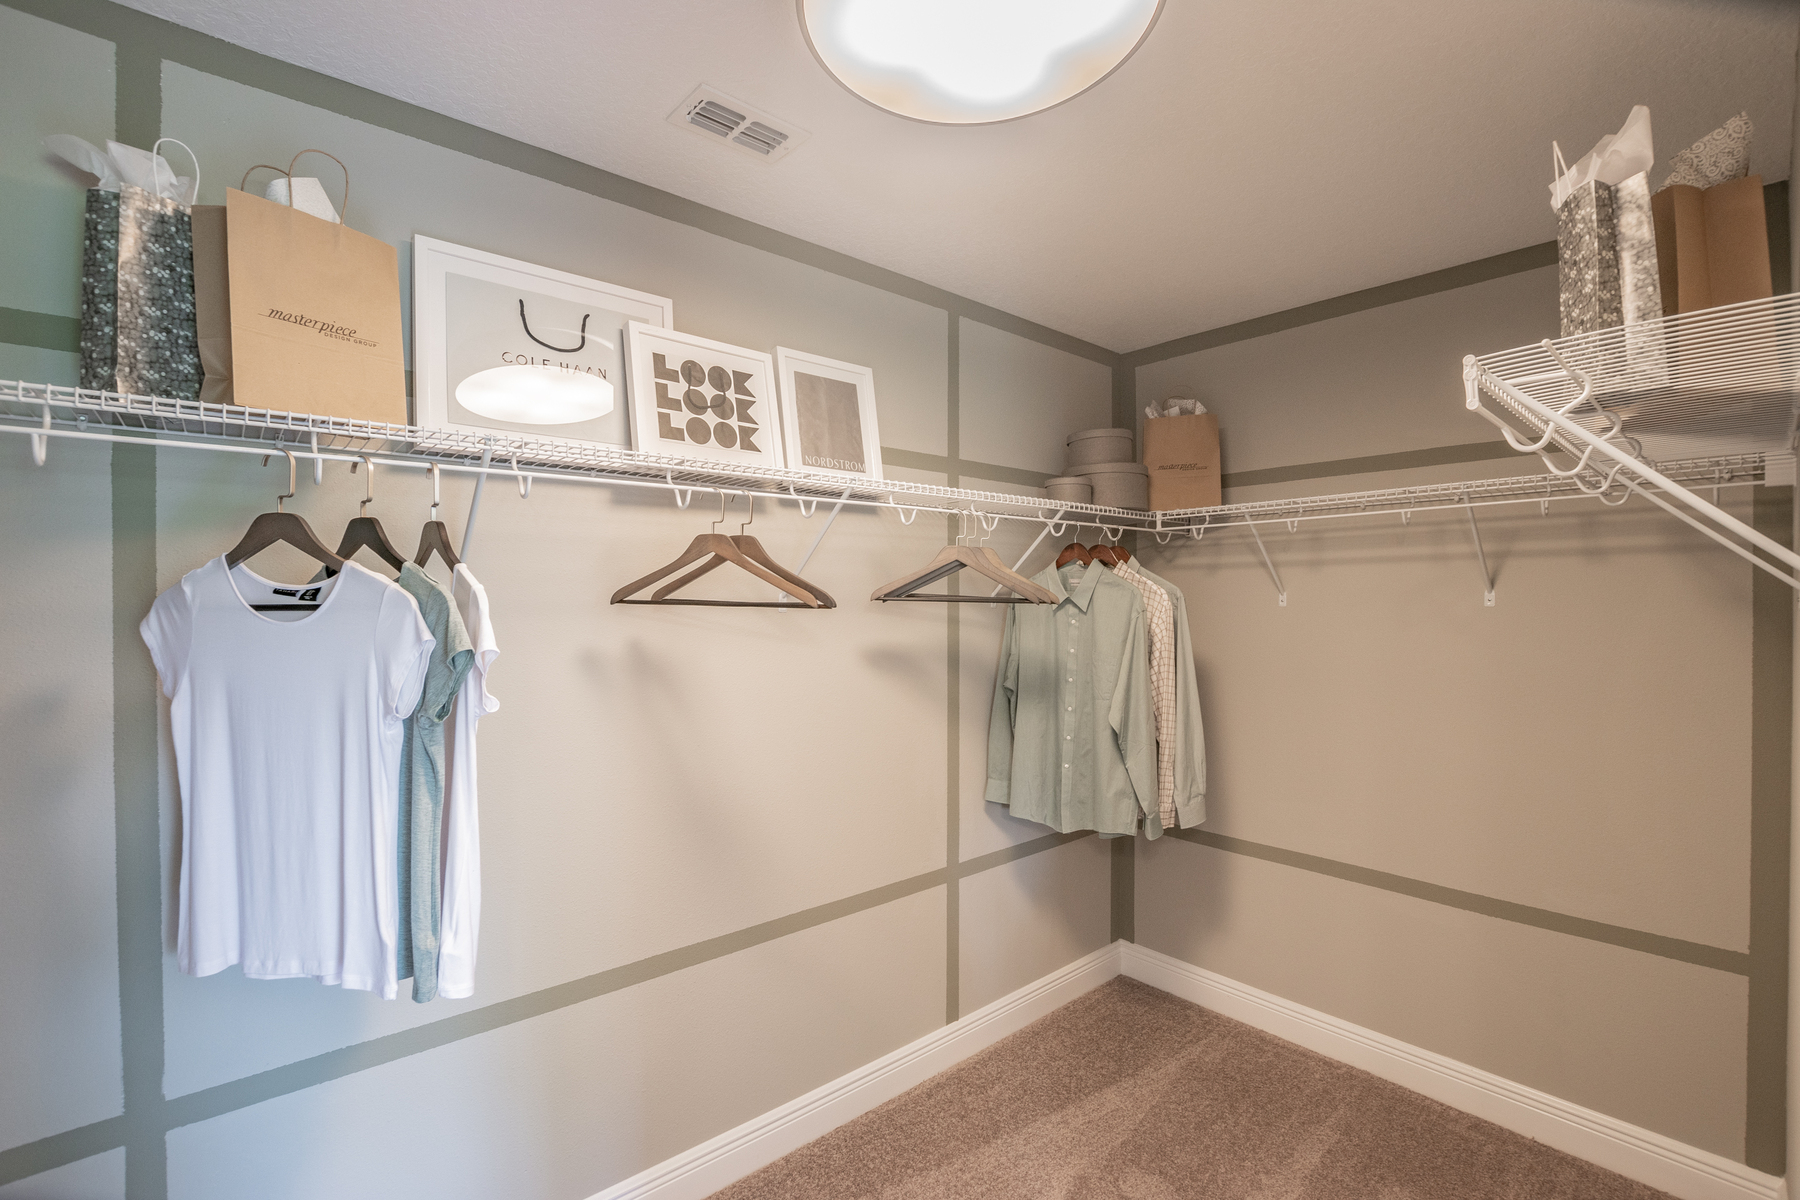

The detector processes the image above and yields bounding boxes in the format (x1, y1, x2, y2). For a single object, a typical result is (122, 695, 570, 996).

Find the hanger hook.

(276, 447, 298, 513)
(739, 492, 756, 534)
(512, 454, 532, 499)
(357, 456, 375, 515)
(711, 490, 730, 532)
(428, 462, 441, 517)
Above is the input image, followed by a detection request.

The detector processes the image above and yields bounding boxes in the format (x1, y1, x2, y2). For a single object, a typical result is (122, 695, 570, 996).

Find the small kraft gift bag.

(201, 151, 406, 423)
(46, 136, 205, 400)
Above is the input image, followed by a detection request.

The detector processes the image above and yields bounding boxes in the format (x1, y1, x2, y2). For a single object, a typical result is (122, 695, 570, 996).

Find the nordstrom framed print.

(412, 236, 673, 448)
(773, 347, 883, 481)
(625, 322, 784, 469)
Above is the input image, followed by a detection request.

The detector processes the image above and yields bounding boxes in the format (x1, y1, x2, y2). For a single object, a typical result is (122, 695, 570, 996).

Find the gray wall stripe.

(110, 30, 170, 1199)
(0, 0, 1117, 369)
(881, 448, 1051, 489)
(1745, 486, 1793, 1173)
(1167, 829, 1752, 976)
(944, 313, 962, 1024)
(1221, 440, 1518, 490)
(1120, 242, 1558, 367)
(0, 306, 79, 353)
(0, 830, 1089, 1186)
(0, 1117, 127, 1189)
(1109, 836, 1135, 943)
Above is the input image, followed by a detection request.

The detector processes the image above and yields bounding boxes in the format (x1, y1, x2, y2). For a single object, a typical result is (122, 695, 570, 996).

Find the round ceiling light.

(799, 0, 1162, 125)
(455, 364, 614, 426)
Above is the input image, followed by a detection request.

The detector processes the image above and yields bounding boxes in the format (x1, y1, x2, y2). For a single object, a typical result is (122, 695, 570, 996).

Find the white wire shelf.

(1467, 293, 1800, 466)
(0, 379, 1148, 531)
(1461, 293, 1800, 590)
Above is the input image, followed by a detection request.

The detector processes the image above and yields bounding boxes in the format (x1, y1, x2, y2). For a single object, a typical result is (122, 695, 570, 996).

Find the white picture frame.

(626, 322, 785, 469)
(773, 347, 883, 482)
(412, 236, 673, 449)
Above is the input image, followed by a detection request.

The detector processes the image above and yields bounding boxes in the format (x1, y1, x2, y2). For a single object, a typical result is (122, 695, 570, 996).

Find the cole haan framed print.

(773, 347, 883, 481)
(625, 322, 785, 469)
(412, 236, 673, 448)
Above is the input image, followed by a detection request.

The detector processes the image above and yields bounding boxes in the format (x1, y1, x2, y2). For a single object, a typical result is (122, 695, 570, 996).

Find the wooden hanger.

(1089, 543, 1130, 566)
(649, 495, 835, 607)
(414, 463, 463, 571)
(612, 493, 823, 608)
(871, 510, 1059, 604)
(324, 457, 406, 576)
(1056, 542, 1093, 568)
(224, 448, 346, 611)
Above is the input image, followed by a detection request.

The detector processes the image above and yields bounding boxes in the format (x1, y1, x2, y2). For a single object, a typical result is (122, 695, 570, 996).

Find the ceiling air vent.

(667, 86, 809, 164)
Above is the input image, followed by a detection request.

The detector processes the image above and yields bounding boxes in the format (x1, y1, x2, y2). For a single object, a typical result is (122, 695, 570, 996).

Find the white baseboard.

(1119, 942, 1784, 1200)
(587, 941, 1122, 1200)
(590, 940, 1784, 1200)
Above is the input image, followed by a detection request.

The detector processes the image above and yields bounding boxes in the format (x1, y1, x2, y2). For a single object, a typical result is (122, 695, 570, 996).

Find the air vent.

(668, 86, 809, 164)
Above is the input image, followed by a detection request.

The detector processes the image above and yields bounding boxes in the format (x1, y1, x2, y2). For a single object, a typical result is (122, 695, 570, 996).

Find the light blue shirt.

(985, 561, 1159, 838)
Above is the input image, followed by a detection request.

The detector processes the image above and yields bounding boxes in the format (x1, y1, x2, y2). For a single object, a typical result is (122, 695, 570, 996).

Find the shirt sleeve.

(983, 605, 1021, 807)
(378, 585, 437, 720)
(139, 576, 195, 699)
(1166, 589, 1207, 828)
(1108, 603, 1160, 836)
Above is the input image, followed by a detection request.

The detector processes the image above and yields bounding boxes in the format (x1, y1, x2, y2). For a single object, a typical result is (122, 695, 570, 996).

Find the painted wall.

(1133, 258, 1792, 1170)
(0, 4, 1115, 1198)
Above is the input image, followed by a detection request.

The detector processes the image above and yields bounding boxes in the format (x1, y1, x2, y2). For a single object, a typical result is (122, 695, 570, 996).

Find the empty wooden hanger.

(414, 463, 463, 571)
(323, 457, 406, 577)
(649, 494, 836, 607)
(871, 509, 1058, 604)
(224, 447, 347, 610)
(612, 492, 823, 608)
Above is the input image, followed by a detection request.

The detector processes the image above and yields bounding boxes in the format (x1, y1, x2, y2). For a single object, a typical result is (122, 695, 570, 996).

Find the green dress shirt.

(985, 561, 1159, 838)
(1131, 563, 1207, 830)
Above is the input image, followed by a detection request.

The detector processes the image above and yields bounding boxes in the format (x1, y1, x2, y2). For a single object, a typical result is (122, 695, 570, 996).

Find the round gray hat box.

(1065, 428, 1136, 467)
(1044, 476, 1094, 506)
(1071, 461, 1149, 510)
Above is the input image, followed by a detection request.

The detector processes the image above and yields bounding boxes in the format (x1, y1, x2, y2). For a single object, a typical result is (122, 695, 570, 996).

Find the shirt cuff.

(983, 778, 1012, 806)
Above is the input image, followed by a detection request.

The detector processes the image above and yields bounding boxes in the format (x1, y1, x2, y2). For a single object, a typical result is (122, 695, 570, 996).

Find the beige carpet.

(711, 977, 1675, 1200)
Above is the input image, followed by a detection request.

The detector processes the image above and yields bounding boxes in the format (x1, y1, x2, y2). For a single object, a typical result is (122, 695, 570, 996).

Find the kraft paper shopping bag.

(224, 184, 405, 423)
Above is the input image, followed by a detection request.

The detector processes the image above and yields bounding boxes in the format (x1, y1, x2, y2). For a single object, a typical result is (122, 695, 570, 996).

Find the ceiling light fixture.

(798, 0, 1162, 125)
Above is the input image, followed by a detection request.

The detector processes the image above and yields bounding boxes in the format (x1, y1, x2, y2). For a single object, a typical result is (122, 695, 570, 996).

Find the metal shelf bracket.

(1246, 520, 1287, 607)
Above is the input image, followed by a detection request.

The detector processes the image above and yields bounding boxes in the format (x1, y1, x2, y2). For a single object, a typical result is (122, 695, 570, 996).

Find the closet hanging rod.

(0, 420, 1122, 534)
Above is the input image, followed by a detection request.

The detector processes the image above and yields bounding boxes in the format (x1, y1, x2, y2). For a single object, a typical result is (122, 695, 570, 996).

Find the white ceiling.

(121, 0, 1799, 354)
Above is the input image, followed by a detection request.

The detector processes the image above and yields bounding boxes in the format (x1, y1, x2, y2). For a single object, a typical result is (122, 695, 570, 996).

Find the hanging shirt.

(437, 563, 499, 1000)
(394, 564, 475, 1003)
(1108, 558, 1177, 829)
(985, 561, 1158, 838)
(140, 558, 434, 997)
(1131, 562, 1207, 829)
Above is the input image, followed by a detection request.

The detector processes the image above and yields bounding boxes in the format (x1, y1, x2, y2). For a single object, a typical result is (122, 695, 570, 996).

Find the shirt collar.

(1039, 562, 1104, 612)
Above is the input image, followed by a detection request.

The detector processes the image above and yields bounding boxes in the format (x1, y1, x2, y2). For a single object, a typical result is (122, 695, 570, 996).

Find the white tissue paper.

(1658, 113, 1753, 192)
(1549, 105, 1653, 211)
(1145, 397, 1207, 420)
(263, 176, 342, 224)
(44, 135, 198, 205)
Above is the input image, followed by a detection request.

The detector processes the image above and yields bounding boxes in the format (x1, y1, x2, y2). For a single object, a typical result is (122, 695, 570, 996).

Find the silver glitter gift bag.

(79, 182, 202, 400)
(1550, 108, 1663, 338)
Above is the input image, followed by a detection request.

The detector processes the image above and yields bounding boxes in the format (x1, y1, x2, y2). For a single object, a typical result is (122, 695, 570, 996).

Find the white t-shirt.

(141, 557, 435, 998)
(437, 563, 499, 999)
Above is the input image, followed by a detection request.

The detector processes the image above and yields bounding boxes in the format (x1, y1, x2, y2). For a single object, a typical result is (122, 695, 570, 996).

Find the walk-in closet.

(2, 3, 1799, 1199)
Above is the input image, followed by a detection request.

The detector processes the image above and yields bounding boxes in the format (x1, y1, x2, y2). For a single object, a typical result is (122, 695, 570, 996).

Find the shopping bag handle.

(151, 137, 199, 205)
(239, 149, 349, 221)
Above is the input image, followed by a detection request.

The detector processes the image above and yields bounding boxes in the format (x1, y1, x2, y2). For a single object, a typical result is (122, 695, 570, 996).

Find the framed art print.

(626, 322, 784, 469)
(774, 347, 883, 481)
(412, 236, 673, 448)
